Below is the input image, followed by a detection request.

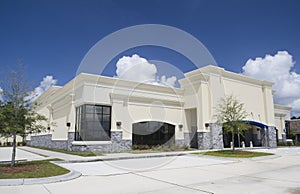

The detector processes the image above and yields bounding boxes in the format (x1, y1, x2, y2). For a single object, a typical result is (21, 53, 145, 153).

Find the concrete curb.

(191, 152, 281, 162)
(0, 170, 81, 186)
(55, 152, 191, 163)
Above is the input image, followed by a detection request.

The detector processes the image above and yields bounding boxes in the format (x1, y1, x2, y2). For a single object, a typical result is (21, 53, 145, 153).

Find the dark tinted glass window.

(75, 105, 111, 141)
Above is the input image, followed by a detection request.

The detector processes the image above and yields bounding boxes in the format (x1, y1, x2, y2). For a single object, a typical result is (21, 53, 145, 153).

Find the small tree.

(0, 66, 47, 167)
(215, 95, 250, 151)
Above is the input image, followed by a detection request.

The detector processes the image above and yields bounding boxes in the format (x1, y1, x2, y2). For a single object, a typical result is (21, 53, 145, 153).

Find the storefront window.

(75, 104, 111, 141)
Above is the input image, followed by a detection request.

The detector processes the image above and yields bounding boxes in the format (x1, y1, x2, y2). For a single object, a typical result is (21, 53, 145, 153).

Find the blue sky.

(1, 0, 300, 115)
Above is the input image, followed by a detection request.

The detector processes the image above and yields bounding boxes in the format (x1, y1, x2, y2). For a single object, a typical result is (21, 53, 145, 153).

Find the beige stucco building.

(26, 65, 291, 151)
(274, 104, 292, 141)
(285, 119, 300, 142)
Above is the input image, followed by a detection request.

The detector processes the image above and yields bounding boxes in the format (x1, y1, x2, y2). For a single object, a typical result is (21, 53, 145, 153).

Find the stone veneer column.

(69, 131, 132, 152)
(111, 131, 132, 152)
(210, 123, 224, 149)
(267, 126, 277, 148)
(67, 132, 75, 151)
(197, 123, 224, 150)
(26, 134, 69, 150)
(198, 132, 212, 150)
(261, 128, 267, 147)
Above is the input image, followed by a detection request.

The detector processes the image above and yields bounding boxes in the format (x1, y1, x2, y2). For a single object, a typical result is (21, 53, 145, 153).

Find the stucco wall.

(275, 116, 285, 140)
(274, 105, 291, 140)
(222, 78, 268, 124)
(111, 101, 184, 140)
(180, 66, 276, 134)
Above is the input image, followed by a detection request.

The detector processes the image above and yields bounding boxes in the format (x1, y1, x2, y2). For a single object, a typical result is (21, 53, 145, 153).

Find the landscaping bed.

(277, 142, 300, 147)
(196, 150, 274, 158)
(130, 144, 193, 154)
(0, 159, 69, 179)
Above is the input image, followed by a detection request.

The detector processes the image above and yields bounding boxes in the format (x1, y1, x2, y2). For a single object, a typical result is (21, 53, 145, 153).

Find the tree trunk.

(11, 132, 17, 167)
(231, 132, 235, 151)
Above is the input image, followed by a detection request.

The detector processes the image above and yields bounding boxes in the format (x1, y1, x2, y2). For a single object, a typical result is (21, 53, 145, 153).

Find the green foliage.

(131, 144, 192, 152)
(277, 142, 286, 146)
(132, 144, 150, 150)
(222, 121, 251, 138)
(291, 116, 300, 120)
(287, 141, 294, 146)
(278, 141, 300, 146)
(288, 130, 296, 139)
(0, 67, 47, 138)
(0, 66, 47, 166)
(17, 142, 26, 146)
(215, 95, 250, 150)
(202, 150, 274, 158)
(0, 102, 46, 137)
(183, 144, 190, 150)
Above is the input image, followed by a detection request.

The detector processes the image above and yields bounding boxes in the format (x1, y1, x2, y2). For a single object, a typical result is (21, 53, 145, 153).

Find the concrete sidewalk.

(1, 146, 203, 164)
(0, 147, 46, 162)
(1, 146, 282, 163)
(0, 146, 201, 186)
(18, 146, 202, 162)
(17, 147, 85, 161)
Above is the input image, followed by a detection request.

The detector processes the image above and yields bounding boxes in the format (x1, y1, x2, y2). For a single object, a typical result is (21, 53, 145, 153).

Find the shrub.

(131, 144, 138, 150)
(152, 145, 162, 151)
(21, 141, 27, 146)
(132, 144, 150, 150)
(17, 142, 26, 146)
(132, 144, 192, 151)
(182, 144, 190, 150)
(277, 142, 286, 146)
(287, 141, 294, 146)
(169, 144, 176, 151)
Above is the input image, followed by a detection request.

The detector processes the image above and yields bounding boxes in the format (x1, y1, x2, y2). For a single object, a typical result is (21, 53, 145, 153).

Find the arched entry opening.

(132, 121, 175, 147)
(223, 121, 268, 148)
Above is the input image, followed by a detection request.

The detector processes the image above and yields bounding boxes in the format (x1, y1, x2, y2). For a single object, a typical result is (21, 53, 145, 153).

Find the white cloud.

(28, 75, 57, 101)
(115, 54, 177, 87)
(289, 99, 300, 113)
(242, 51, 300, 116)
(160, 75, 177, 87)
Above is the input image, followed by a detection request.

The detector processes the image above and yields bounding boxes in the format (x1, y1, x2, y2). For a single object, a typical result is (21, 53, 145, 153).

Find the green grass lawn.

(30, 146, 102, 157)
(196, 150, 274, 158)
(0, 159, 69, 179)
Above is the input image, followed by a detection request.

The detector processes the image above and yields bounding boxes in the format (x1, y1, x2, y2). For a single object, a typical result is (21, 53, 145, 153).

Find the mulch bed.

(0, 165, 40, 174)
